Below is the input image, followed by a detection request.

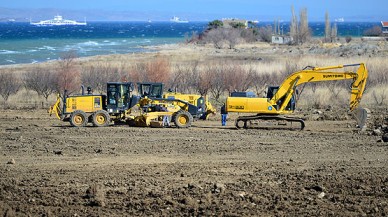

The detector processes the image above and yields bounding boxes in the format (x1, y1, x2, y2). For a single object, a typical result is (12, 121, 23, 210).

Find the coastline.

(1, 37, 387, 71)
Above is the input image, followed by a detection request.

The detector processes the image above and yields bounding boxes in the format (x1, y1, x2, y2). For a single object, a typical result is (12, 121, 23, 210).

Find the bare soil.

(1, 109, 387, 216)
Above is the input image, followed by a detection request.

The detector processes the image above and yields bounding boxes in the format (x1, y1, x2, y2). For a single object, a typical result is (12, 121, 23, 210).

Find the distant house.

(271, 35, 293, 44)
(382, 21, 388, 35)
(222, 18, 248, 29)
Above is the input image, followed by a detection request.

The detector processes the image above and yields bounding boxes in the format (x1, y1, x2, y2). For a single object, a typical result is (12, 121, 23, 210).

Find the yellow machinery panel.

(164, 92, 198, 105)
(226, 97, 275, 113)
(66, 96, 103, 113)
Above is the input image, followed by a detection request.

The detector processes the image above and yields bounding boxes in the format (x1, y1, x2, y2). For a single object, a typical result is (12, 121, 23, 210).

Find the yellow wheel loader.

(226, 63, 368, 130)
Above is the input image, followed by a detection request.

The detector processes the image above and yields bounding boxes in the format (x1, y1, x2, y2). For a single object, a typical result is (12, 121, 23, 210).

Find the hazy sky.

(1, 0, 387, 21)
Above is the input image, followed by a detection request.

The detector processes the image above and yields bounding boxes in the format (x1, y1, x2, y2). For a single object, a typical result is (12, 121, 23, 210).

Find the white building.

(271, 35, 293, 44)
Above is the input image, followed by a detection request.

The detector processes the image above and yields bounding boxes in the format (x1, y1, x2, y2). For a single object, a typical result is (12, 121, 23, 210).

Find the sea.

(0, 21, 381, 66)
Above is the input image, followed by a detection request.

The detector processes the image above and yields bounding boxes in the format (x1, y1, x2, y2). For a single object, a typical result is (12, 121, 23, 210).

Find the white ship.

(30, 15, 87, 26)
(334, 18, 345, 22)
(170, 16, 189, 23)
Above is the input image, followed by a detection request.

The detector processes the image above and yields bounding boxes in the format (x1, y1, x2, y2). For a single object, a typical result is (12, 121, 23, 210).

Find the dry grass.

(0, 41, 387, 109)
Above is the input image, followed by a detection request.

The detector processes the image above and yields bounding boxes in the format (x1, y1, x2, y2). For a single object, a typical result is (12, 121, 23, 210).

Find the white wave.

(6, 59, 16, 63)
(0, 50, 19, 54)
(41, 46, 56, 51)
(78, 41, 100, 46)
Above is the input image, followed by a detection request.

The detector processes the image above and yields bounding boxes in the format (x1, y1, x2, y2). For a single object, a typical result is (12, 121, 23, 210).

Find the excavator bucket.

(348, 63, 368, 111)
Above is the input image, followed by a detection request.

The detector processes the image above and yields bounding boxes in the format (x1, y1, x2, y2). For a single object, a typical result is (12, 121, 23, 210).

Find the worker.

(159, 105, 171, 127)
(221, 104, 227, 126)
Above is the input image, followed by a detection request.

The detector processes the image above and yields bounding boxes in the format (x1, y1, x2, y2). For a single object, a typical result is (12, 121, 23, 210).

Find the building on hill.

(382, 21, 388, 35)
(271, 35, 293, 45)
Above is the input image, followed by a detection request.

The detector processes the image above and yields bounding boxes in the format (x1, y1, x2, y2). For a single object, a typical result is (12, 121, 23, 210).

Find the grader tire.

(173, 110, 193, 128)
(92, 110, 111, 127)
(70, 110, 88, 127)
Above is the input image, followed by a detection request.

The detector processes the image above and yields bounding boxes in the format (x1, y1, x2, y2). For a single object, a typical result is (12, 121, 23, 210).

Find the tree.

(170, 61, 199, 93)
(189, 68, 213, 96)
(363, 26, 382, 36)
(207, 20, 223, 30)
(324, 11, 331, 42)
(299, 8, 310, 43)
(257, 26, 273, 42)
(55, 50, 81, 95)
(204, 28, 243, 49)
(81, 63, 120, 94)
(331, 23, 338, 42)
(23, 67, 56, 101)
(290, 6, 311, 44)
(230, 22, 246, 29)
(131, 56, 171, 84)
(0, 70, 20, 102)
(290, 6, 299, 44)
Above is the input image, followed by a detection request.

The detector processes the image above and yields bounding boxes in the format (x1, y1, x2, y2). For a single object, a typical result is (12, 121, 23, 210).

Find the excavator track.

(235, 115, 305, 130)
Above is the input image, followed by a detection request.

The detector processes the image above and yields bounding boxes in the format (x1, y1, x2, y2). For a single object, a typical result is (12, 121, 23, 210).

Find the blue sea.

(0, 21, 381, 66)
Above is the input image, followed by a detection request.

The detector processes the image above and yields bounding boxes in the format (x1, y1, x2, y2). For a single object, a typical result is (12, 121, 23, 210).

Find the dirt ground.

(1, 109, 387, 216)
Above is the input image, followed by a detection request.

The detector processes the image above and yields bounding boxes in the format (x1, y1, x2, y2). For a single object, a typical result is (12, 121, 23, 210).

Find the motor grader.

(226, 63, 368, 129)
(49, 82, 215, 128)
(137, 82, 216, 120)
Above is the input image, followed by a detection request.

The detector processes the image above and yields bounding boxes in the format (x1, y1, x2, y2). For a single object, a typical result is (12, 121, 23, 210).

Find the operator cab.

(230, 91, 257, 98)
(106, 82, 136, 114)
(266, 86, 296, 111)
(137, 82, 164, 98)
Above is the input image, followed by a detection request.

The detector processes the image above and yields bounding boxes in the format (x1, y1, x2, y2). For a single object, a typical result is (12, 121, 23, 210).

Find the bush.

(257, 26, 273, 43)
(363, 26, 382, 36)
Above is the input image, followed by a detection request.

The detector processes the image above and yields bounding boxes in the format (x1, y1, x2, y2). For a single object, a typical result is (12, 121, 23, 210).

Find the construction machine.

(226, 63, 368, 130)
(137, 82, 216, 120)
(49, 81, 215, 128)
(49, 82, 137, 127)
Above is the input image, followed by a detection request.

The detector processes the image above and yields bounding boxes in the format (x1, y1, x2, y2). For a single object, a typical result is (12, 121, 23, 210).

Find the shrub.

(363, 26, 382, 36)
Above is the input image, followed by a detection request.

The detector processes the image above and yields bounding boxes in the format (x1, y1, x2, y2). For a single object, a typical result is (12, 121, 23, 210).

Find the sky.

(1, 0, 387, 21)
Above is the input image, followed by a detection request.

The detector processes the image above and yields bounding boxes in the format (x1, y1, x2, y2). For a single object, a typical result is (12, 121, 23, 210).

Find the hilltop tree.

(230, 22, 246, 29)
(208, 20, 223, 30)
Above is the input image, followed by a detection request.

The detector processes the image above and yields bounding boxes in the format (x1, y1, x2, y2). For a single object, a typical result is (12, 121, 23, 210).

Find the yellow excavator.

(226, 63, 368, 129)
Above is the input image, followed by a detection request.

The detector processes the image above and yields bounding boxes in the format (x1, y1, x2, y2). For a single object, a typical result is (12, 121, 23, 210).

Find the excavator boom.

(269, 63, 368, 112)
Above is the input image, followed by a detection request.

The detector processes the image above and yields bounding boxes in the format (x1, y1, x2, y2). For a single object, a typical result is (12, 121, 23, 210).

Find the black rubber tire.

(173, 110, 193, 128)
(92, 110, 111, 127)
(70, 110, 88, 127)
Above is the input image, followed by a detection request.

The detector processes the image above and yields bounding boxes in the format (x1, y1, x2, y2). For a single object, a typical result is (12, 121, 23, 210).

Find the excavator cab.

(266, 86, 296, 111)
(106, 82, 136, 114)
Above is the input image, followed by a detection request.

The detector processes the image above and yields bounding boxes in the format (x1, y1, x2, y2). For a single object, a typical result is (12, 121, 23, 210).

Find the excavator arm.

(269, 63, 368, 112)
